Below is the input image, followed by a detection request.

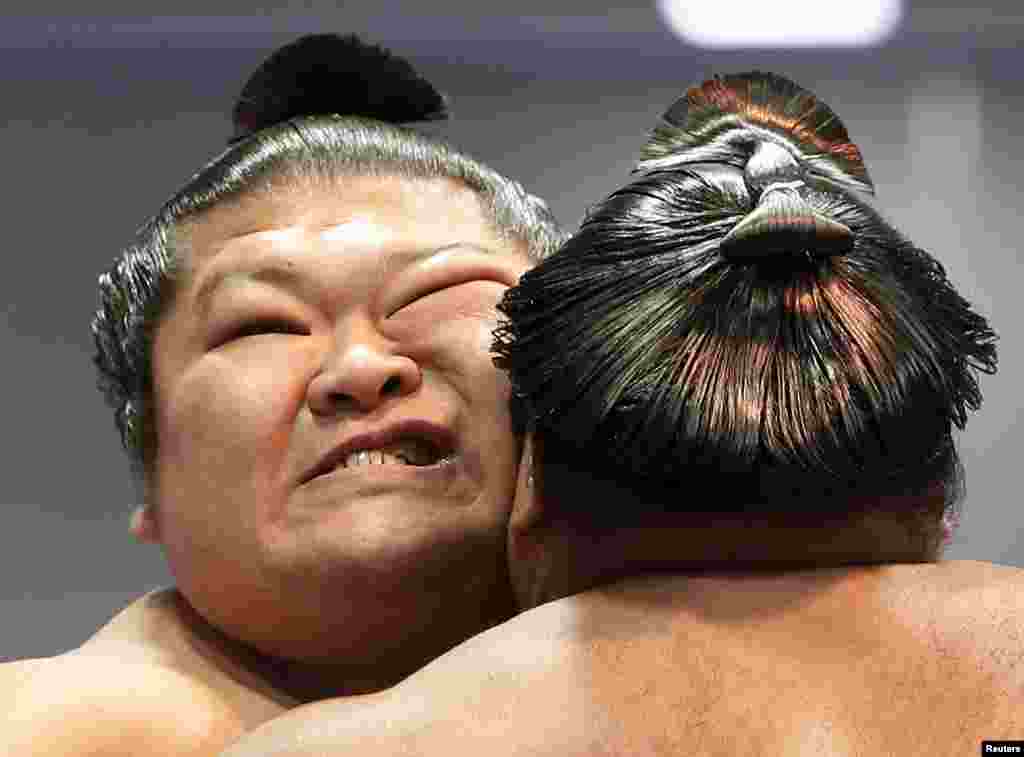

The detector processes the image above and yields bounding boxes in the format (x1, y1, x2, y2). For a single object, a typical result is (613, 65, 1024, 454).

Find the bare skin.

(2, 590, 293, 755)
(224, 444, 1024, 757)
(222, 564, 1024, 757)
(2, 175, 533, 755)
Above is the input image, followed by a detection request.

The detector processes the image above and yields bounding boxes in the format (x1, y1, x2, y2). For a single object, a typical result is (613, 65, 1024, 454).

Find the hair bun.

(637, 71, 874, 196)
(720, 141, 854, 260)
(720, 181, 854, 260)
(230, 33, 448, 143)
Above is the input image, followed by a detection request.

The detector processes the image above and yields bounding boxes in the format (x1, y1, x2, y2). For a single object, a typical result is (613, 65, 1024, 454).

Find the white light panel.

(656, 0, 904, 48)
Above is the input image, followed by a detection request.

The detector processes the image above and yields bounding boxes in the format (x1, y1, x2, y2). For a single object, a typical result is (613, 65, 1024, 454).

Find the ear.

(507, 435, 563, 609)
(508, 434, 546, 538)
(129, 504, 161, 543)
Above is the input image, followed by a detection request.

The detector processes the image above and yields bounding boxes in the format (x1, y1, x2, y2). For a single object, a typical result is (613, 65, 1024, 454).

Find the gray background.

(3, 1, 1021, 661)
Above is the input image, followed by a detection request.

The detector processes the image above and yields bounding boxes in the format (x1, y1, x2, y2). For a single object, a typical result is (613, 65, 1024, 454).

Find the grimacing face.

(137, 175, 531, 671)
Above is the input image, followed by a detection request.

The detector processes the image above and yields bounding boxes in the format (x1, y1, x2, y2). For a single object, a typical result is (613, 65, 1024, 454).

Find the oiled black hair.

(494, 73, 996, 542)
(91, 35, 566, 480)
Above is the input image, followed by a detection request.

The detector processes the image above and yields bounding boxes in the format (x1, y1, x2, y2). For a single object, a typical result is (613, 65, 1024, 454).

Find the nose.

(307, 328, 422, 416)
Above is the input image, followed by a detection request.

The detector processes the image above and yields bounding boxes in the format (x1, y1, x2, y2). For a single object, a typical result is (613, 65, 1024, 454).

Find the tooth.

(381, 439, 438, 466)
(340, 448, 421, 468)
(396, 444, 419, 465)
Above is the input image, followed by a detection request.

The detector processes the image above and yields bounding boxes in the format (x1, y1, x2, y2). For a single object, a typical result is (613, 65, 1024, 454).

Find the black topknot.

(230, 33, 449, 143)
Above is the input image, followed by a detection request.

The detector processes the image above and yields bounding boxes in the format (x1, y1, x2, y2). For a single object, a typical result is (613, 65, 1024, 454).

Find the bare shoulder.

(223, 566, 1024, 757)
(2, 648, 245, 756)
(1, 591, 248, 756)
(879, 560, 1024, 672)
(876, 560, 1024, 635)
(0, 657, 49, 689)
(894, 558, 1024, 590)
(223, 602, 589, 757)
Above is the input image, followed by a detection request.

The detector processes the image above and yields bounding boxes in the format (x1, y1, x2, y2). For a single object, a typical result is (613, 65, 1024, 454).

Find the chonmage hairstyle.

(91, 34, 566, 480)
(494, 72, 997, 545)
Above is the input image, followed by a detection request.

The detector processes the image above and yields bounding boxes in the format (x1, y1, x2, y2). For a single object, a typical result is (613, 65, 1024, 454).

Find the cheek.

(436, 313, 514, 420)
(439, 314, 521, 493)
(156, 349, 311, 488)
(404, 283, 511, 389)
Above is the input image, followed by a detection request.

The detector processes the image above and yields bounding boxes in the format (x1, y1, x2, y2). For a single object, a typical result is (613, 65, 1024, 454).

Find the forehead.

(177, 174, 516, 277)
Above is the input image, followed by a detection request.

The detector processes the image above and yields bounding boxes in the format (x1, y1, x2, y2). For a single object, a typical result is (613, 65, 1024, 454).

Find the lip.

(299, 419, 458, 486)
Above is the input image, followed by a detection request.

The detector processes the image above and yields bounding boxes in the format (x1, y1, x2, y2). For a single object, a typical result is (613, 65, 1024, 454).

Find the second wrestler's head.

(496, 72, 996, 569)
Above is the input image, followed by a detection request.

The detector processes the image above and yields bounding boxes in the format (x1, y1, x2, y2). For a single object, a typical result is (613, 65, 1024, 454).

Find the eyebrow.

(193, 263, 310, 319)
(192, 242, 499, 316)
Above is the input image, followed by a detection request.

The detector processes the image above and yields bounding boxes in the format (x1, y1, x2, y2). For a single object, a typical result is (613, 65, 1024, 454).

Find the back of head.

(495, 72, 996, 559)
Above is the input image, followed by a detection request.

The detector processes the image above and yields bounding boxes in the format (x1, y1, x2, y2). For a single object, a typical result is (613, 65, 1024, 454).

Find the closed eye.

(387, 283, 457, 318)
(387, 276, 513, 320)
(216, 318, 309, 346)
(384, 256, 520, 319)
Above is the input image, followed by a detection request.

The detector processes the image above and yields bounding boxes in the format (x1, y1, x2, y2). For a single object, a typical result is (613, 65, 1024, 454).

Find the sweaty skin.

(1, 175, 532, 756)
(223, 447, 1024, 757)
(223, 563, 1024, 757)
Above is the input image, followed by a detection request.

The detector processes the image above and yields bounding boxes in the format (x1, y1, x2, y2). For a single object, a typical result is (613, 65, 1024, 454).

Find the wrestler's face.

(145, 175, 529, 676)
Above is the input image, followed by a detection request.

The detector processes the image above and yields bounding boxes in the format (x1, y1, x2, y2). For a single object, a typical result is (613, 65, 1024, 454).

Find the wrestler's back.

(1, 588, 289, 755)
(555, 561, 1023, 756)
(294, 560, 1021, 757)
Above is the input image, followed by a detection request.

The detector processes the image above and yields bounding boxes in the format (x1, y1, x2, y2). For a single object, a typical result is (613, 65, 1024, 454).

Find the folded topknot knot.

(230, 33, 448, 144)
(720, 182, 854, 261)
(720, 140, 854, 261)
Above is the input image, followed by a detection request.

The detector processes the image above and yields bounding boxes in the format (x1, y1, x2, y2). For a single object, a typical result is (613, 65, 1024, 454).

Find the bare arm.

(2, 652, 245, 756)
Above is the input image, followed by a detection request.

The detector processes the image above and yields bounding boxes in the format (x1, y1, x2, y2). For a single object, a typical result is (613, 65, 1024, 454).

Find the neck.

(510, 507, 943, 609)
(165, 590, 417, 703)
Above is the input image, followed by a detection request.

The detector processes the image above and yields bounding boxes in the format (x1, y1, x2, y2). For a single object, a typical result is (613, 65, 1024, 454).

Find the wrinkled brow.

(192, 241, 500, 316)
(193, 264, 312, 318)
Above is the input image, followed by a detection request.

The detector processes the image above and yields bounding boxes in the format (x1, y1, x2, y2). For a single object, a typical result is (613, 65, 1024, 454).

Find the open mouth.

(302, 429, 456, 485)
(338, 438, 448, 469)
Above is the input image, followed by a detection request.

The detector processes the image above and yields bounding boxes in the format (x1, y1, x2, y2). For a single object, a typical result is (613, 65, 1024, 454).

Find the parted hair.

(494, 72, 996, 536)
(91, 34, 566, 478)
